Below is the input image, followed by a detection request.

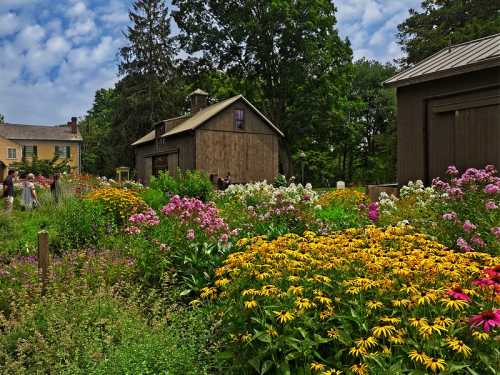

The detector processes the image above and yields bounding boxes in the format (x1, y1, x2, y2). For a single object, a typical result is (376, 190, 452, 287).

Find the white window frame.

(23, 145, 36, 157)
(7, 148, 16, 159)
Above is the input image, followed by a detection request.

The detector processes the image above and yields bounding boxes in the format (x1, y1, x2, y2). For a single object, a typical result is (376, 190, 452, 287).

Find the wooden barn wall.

(195, 100, 279, 183)
(158, 132, 195, 171)
(134, 142, 155, 184)
(396, 66, 500, 185)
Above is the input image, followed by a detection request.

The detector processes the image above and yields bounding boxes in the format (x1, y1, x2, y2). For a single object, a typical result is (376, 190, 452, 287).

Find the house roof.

(162, 94, 284, 138)
(132, 94, 284, 146)
(189, 88, 208, 96)
(0, 123, 83, 142)
(385, 33, 500, 87)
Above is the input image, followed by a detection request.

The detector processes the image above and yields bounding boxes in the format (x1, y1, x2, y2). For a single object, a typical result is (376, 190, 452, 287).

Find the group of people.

(2, 170, 61, 213)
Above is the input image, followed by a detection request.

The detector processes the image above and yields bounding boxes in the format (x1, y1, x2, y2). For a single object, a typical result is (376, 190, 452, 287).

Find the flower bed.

(317, 188, 368, 208)
(200, 226, 499, 374)
(88, 187, 148, 224)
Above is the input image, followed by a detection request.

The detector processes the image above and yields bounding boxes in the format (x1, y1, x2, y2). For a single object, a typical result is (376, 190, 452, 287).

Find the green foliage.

(397, 0, 500, 66)
(11, 155, 70, 177)
(140, 188, 169, 210)
(316, 205, 367, 231)
(51, 198, 116, 251)
(149, 169, 213, 201)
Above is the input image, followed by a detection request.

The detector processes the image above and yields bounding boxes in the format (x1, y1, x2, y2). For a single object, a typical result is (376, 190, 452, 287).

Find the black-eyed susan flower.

(354, 336, 378, 350)
(371, 324, 397, 338)
(423, 356, 446, 373)
(471, 330, 490, 341)
(310, 362, 326, 371)
(445, 337, 472, 357)
(350, 363, 368, 375)
(408, 350, 428, 364)
(349, 346, 368, 358)
(244, 300, 258, 309)
(274, 310, 294, 324)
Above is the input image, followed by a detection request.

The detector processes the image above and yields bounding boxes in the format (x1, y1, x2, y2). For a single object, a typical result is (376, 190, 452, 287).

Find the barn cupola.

(189, 89, 209, 114)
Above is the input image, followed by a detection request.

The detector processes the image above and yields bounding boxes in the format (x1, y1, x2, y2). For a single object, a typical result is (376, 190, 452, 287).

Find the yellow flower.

(472, 331, 490, 341)
(423, 356, 446, 373)
(310, 362, 326, 372)
(409, 317, 428, 328)
(408, 350, 428, 364)
(321, 369, 343, 375)
(327, 328, 339, 339)
(288, 285, 303, 296)
(441, 298, 469, 311)
(433, 316, 453, 327)
(189, 299, 202, 307)
(244, 300, 258, 309)
(350, 363, 368, 375)
(295, 297, 315, 310)
(445, 337, 472, 357)
(371, 324, 397, 338)
(366, 300, 383, 311)
(349, 346, 368, 358)
(214, 278, 230, 287)
(354, 336, 378, 350)
(274, 310, 295, 324)
(266, 326, 278, 337)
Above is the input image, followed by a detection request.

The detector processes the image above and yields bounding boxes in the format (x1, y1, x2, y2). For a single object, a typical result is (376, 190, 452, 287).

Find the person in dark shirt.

(50, 173, 61, 204)
(3, 169, 15, 213)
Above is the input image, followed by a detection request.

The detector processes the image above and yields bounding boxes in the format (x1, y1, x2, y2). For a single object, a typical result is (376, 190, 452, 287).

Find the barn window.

(234, 109, 245, 129)
(7, 148, 16, 159)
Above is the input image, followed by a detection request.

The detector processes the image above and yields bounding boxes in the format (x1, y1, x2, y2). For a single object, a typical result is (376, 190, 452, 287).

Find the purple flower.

(491, 227, 500, 238)
(456, 237, 473, 252)
(485, 200, 498, 210)
(442, 212, 457, 221)
(468, 309, 500, 332)
(219, 234, 229, 242)
(367, 202, 379, 222)
(446, 165, 459, 176)
(471, 234, 485, 248)
(463, 220, 476, 232)
(186, 229, 195, 240)
(484, 184, 499, 194)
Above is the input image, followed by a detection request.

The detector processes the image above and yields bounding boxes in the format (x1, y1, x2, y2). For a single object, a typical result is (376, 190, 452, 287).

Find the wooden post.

(38, 230, 49, 295)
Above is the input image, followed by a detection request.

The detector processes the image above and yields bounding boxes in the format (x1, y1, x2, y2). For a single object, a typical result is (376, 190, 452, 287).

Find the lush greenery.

(1, 166, 499, 373)
(149, 169, 214, 202)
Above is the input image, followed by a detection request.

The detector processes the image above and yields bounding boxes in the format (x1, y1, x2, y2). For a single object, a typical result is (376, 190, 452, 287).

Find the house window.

(234, 109, 245, 129)
(7, 148, 16, 159)
(23, 145, 37, 157)
(55, 145, 71, 158)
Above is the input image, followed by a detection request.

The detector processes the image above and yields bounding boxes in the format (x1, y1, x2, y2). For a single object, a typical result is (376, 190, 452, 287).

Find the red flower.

(469, 309, 500, 332)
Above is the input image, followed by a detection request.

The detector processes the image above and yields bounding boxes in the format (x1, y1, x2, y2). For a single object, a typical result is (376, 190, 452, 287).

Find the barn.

(385, 34, 500, 185)
(132, 90, 284, 184)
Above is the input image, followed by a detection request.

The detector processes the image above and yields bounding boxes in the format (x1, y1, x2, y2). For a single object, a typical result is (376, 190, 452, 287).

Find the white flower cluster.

(222, 180, 318, 206)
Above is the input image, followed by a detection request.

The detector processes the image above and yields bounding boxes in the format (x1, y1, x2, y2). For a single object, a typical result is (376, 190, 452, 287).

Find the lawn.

(0, 168, 499, 374)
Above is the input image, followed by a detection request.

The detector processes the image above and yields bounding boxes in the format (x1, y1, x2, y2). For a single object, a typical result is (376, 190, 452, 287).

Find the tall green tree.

(79, 88, 117, 176)
(0, 113, 5, 123)
(397, 0, 500, 66)
(173, 0, 353, 173)
(115, 0, 184, 167)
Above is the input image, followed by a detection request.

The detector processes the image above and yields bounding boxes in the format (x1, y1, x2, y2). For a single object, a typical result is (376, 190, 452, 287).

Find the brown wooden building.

(132, 90, 284, 184)
(385, 34, 500, 185)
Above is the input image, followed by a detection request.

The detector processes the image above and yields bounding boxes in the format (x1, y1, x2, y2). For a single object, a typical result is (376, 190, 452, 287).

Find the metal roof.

(385, 33, 500, 87)
(0, 123, 83, 142)
(131, 130, 155, 146)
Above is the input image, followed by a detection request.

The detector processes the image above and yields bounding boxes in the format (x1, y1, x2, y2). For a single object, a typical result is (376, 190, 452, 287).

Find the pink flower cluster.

(161, 195, 232, 242)
(125, 208, 160, 234)
(434, 165, 500, 199)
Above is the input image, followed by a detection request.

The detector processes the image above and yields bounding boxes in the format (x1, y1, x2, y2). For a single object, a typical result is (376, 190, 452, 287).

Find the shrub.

(140, 188, 169, 210)
(199, 226, 500, 374)
(149, 169, 213, 202)
(316, 188, 368, 208)
(87, 187, 148, 225)
(51, 198, 116, 251)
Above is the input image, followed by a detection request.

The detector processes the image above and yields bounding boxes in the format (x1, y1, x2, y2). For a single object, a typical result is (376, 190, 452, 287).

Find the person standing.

(3, 169, 15, 213)
(51, 173, 61, 204)
(21, 173, 38, 210)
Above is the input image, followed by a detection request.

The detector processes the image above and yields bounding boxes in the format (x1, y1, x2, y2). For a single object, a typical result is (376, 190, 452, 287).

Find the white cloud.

(66, 1, 87, 18)
(362, 1, 383, 26)
(15, 24, 46, 50)
(0, 12, 21, 36)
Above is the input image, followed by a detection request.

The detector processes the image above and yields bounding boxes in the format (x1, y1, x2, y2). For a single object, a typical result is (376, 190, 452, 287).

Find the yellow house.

(0, 117, 83, 180)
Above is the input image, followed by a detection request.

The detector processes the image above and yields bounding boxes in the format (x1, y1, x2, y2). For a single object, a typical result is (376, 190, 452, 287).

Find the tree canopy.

(397, 0, 500, 66)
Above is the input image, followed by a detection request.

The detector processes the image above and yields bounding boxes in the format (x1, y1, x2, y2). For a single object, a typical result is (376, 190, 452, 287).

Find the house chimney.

(69, 117, 77, 134)
(189, 89, 208, 114)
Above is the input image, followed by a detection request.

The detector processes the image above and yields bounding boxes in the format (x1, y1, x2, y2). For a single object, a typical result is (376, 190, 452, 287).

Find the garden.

(0, 166, 499, 374)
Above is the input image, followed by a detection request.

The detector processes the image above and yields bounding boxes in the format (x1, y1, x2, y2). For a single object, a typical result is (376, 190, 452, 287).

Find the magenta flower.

(463, 220, 476, 232)
(471, 234, 485, 248)
(442, 212, 457, 221)
(456, 237, 473, 252)
(219, 233, 229, 242)
(446, 165, 459, 176)
(485, 200, 498, 210)
(367, 202, 379, 222)
(491, 227, 500, 238)
(484, 184, 499, 194)
(468, 309, 500, 332)
(447, 286, 471, 302)
(186, 229, 195, 240)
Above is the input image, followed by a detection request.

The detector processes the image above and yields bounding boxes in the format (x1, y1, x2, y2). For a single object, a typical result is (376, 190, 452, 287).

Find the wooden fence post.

(38, 230, 49, 295)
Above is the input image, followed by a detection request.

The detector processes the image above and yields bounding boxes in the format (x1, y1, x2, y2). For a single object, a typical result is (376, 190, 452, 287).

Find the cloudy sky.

(0, 0, 422, 125)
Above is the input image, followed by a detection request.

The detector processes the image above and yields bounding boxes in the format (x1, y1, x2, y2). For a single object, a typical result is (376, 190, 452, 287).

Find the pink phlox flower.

(485, 200, 498, 210)
(485, 184, 499, 194)
(456, 237, 473, 252)
(446, 165, 459, 176)
(491, 227, 500, 238)
(463, 220, 476, 232)
(471, 234, 485, 248)
(442, 212, 457, 221)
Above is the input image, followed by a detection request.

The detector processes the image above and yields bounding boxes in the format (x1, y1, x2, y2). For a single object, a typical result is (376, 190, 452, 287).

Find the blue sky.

(0, 0, 422, 125)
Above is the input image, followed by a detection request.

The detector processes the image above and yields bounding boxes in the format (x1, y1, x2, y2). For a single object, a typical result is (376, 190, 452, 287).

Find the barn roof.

(132, 94, 284, 146)
(0, 123, 83, 141)
(385, 33, 500, 88)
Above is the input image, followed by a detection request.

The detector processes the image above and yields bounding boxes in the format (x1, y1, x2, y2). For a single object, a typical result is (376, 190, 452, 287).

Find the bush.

(87, 187, 148, 225)
(51, 198, 116, 251)
(140, 188, 169, 210)
(199, 226, 500, 374)
(149, 169, 213, 202)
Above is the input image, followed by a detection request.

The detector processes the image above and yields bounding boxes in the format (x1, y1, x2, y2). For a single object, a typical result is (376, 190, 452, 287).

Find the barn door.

(427, 88, 500, 181)
(167, 152, 179, 177)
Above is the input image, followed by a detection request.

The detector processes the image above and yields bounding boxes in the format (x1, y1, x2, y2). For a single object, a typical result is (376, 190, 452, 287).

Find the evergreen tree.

(115, 0, 184, 167)
(397, 0, 500, 66)
(0, 113, 4, 123)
